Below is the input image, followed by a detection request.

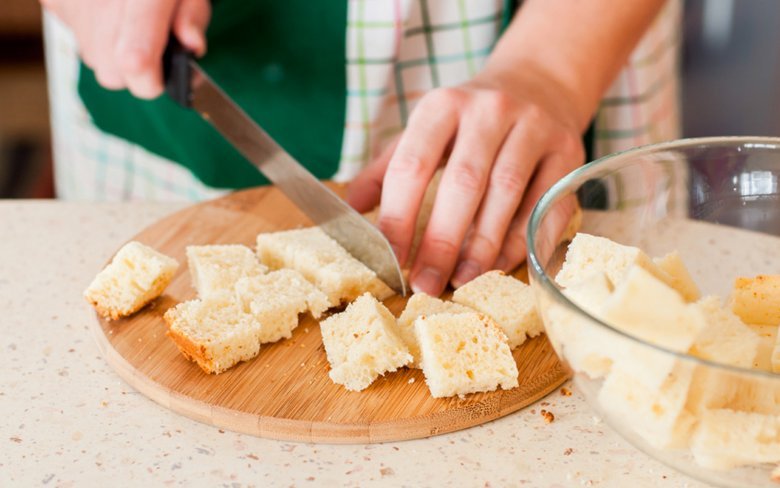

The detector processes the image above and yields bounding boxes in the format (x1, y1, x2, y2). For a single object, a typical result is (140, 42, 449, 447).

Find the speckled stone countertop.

(0, 201, 709, 487)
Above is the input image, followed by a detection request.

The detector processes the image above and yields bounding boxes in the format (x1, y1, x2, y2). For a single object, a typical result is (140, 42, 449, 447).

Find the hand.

(348, 67, 585, 296)
(42, 0, 210, 99)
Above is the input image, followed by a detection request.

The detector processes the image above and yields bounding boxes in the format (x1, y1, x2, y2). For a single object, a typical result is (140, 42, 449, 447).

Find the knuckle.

(557, 132, 585, 164)
(490, 165, 528, 195)
(484, 90, 512, 115)
(425, 87, 464, 108)
(423, 235, 461, 258)
(465, 231, 501, 261)
(387, 153, 426, 179)
(446, 163, 486, 194)
(117, 47, 155, 76)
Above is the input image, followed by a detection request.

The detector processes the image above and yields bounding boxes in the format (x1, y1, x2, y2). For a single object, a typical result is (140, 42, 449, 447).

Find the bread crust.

(164, 313, 217, 374)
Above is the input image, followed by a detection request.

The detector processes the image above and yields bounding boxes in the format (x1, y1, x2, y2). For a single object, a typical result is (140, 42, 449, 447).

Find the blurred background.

(0, 0, 778, 198)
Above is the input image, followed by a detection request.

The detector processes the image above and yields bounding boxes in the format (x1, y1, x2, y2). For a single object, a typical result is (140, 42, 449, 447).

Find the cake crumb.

(408, 378, 415, 384)
(541, 409, 555, 423)
(564, 448, 573, 456)
(560, 387, 572, 396)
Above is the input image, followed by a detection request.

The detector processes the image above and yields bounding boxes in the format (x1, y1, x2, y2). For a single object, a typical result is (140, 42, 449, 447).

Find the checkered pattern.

(44, 0, 681, 202)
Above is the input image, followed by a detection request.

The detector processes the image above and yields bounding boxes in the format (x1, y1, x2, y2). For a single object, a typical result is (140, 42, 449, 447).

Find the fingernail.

(412, 267, 443, 296)
(494, 255, 508, 271)
(452, 260, 480, 288)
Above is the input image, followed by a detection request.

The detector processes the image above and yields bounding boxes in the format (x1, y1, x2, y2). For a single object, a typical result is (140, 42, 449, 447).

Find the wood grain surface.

(90, 184, 568, 444)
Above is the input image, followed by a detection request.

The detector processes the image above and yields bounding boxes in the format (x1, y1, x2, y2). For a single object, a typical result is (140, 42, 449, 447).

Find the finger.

(173, 0, 211, 57)
(92, 2, 125, 90)
(346, 136, 399, 213)
(496, 145, 583, 271)
(115, 0, 178, 99)
(450, 123, 547, 287)
(377, 90, 460, 265)
(410, 96, 514, 295)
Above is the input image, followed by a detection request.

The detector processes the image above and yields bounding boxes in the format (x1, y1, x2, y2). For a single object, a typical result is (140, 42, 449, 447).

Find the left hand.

(347, 67, 585, 296)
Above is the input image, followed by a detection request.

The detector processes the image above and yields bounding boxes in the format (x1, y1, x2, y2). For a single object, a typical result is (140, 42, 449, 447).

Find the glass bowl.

(527, 136, 780, 487)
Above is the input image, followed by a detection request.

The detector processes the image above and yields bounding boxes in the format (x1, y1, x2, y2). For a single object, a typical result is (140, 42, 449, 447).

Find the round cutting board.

(90, 184, 568, 443)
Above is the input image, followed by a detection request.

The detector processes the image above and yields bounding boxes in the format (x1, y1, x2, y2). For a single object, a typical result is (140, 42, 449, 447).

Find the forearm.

(482, 0, 668, 131)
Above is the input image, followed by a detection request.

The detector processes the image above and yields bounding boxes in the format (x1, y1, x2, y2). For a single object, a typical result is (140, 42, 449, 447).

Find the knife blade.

(163, 39, 406, 296)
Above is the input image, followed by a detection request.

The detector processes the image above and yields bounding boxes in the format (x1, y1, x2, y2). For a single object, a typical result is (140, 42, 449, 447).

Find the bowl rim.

(527, 135, 780, 378)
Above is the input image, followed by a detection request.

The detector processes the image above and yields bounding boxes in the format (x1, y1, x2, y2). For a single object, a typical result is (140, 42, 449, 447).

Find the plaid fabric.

(44, 0, 681, 202)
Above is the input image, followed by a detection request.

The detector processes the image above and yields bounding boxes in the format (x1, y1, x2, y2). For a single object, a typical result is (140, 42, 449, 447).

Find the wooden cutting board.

(90, 184, 568, 444)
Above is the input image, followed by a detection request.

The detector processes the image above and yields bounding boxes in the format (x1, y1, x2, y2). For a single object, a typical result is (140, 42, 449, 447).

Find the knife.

(163, 38, 406, 296)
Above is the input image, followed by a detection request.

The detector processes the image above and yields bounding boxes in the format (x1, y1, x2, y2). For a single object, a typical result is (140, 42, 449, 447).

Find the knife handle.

(163, 36, 193, 108)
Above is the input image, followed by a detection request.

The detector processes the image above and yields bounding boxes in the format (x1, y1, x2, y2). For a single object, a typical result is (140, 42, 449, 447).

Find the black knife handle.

(163, 36, 194, 108)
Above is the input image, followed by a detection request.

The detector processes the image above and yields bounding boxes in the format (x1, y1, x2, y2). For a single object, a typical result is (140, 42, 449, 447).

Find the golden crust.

(163, 310, 217, 374)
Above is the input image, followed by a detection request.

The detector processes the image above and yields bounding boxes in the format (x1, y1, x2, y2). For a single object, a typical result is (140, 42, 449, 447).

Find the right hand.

(42, 0, 211, 99)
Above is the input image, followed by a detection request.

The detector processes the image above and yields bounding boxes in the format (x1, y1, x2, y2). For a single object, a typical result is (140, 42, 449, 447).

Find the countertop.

(0, 201, 708, 487)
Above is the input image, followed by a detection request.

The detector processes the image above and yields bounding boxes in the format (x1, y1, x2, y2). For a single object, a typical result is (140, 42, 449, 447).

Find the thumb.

(346, 137, 399, 212)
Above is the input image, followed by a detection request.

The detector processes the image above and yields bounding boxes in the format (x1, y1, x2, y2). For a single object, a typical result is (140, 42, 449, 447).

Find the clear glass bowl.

(527, 136, 780, 487)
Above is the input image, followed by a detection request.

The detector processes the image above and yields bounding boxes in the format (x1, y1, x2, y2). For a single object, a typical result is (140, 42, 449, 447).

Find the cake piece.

(601, 266, 706, 352)
(555, 233, 661, 288)
(414, 312, 518, 398)
(396, 293, 474, 368)
(731, 274, 780, 326)
(186, 244, 267, 298)
(452, 270, 543, 349)
(319, 293, 411, 391)
(598, 366, 696, 449)
(164, 296, 261, 374)
(84, 241, 179, 320)
(690, 409, 780, 470)
(689, 296, 759, 369)
(653, 251, 701, 302)
(256, 227, 393, 307)
(235, 269, 330, 344)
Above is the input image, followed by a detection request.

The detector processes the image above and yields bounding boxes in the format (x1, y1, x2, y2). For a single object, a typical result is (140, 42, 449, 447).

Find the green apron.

(78, 0, 592, 189)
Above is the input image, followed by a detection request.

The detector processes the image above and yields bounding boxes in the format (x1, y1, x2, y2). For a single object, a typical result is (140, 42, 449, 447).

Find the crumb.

(560, 387, 572, 396)
(300, 362, 305, 367)
(541, 409, 554, 424)
(218, 429, 225, 434)
(771, 465, 780, 483)
(304, 328, 310, 334)
(408, 378, 415, 384)
(564, 448, 573, 456)
(300, 344, 306, 348)
(379, 467, 394, 476)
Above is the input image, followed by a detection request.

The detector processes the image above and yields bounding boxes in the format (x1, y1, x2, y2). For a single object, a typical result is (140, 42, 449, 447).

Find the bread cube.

(691, 409, 780, 470)
(256, 227, 393, 307)
(186, 244, 267, 298)
(689, 296, 759, 368)
(396, 293, 474, 368)
(164, 296, 261, 374)
(320, 293, 411, 391)
(415, 312, 518, 398)
(84, 241, 179, 320)
(235, 269, 330, 344)
(452, 270, 543, 349)
(687, 367, 780, 416)
(601, 266, 706, 352)
(555, 233, 660, 288)
(598, 366, 696, 449)
(731, 275, 780, 326)
(653, 251, 701, 302)
(556, 273, 616, 378)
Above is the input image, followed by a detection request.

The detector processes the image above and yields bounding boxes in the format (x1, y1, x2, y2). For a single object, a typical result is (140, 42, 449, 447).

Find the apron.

(44, 0, 681, 201)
